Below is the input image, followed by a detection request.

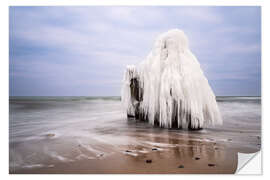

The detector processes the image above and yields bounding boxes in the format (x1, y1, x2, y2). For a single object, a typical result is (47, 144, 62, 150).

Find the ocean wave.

(10, 96, 121, 102)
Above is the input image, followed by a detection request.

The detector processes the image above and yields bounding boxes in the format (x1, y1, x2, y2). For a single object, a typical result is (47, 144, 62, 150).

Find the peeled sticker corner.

(236, 151, 262, 174)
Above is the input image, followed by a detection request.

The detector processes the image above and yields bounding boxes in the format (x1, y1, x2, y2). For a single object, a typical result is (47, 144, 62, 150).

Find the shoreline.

(9, 96, 261, 174)
(10, 136, 260, 174)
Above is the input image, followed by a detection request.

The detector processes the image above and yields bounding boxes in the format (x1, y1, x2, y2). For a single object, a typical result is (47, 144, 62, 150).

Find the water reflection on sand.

(9, 96, 261, 173)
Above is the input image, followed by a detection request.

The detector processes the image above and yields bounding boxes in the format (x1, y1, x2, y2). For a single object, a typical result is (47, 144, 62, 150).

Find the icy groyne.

(121, 29, 222, 130)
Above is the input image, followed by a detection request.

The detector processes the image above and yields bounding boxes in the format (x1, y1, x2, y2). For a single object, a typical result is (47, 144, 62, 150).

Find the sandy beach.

(9, 96, 261, 174)
(12, 144, 236, 174)
(11, 133, 260, 174)
(10, 125, 260, 174)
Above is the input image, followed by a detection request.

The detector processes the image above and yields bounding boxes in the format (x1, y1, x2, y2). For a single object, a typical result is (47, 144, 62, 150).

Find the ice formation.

(121, 29, 222, 129)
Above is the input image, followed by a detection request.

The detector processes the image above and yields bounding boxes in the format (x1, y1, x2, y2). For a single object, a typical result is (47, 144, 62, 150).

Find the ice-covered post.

(121, 29, 222, 130)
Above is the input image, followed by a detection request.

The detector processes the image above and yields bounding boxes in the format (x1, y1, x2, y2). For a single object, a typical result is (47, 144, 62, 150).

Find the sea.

(9, 96, 261, 172)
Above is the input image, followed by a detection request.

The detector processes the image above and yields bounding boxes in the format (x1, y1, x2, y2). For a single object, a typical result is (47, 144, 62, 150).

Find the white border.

(7, 0, 266, 6)
(2, 0, 268, 179)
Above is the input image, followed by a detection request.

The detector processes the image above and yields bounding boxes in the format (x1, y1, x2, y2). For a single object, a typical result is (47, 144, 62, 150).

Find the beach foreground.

(11, 134, 256, 174)
(9, 96, 261, 174)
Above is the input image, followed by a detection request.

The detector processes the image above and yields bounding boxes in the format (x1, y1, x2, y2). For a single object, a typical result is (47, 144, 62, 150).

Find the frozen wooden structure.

(121, 29, 222, 130)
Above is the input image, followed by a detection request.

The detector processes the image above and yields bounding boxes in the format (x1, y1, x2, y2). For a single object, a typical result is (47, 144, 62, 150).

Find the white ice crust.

(121, 29, 222, 129)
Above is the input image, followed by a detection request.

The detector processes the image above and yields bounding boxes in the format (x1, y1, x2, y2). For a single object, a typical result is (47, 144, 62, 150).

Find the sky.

(9, 6, 261, 96)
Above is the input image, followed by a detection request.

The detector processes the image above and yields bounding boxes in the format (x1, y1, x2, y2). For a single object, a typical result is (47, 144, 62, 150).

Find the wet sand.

(11, 131, 260, 174)
(9, 96, 261, 174)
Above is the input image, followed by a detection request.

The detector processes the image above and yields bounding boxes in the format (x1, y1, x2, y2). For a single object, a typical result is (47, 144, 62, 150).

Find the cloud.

(9, 6, 261, 96)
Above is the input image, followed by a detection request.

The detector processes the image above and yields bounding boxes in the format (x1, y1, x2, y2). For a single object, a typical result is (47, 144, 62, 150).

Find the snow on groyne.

(121, 29, 222, 130)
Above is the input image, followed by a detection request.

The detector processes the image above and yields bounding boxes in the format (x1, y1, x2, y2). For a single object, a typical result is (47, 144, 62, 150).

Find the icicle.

(121, 29, 222, 129)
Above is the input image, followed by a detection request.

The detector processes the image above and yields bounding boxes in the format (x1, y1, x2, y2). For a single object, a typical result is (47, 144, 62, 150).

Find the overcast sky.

(9, 6, 261, 96)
